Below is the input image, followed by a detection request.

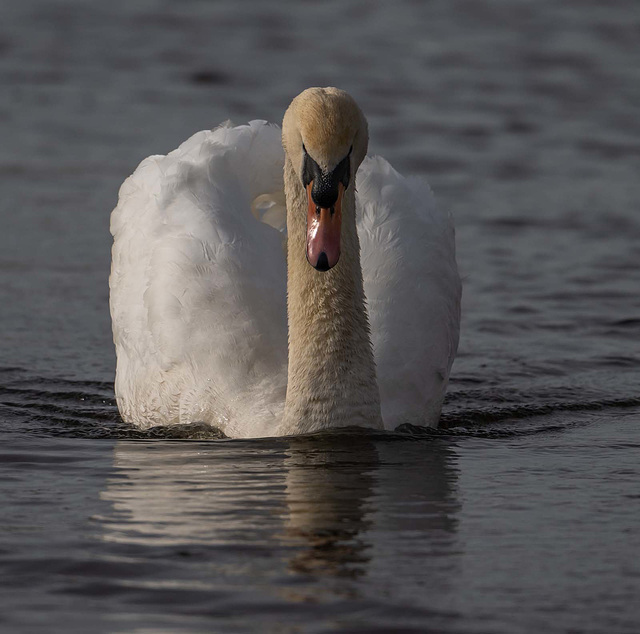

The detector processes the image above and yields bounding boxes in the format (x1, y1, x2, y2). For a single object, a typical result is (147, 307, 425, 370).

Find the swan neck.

(281, 157, 382, 435)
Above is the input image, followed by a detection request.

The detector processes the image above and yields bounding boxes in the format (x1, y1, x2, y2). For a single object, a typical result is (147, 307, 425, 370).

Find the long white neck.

(281, 157, 383, 435)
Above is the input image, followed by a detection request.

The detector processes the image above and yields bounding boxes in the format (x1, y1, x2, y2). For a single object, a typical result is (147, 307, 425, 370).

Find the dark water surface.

(1, 1, 640, 632)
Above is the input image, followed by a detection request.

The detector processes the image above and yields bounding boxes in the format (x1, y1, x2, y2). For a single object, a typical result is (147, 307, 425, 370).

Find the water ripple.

(2, 370, 638, 442)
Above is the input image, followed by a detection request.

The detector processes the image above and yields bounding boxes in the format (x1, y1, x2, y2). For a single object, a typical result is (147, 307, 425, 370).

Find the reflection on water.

(361, 441, 461, 614)
(3, 426, 638, 633)
(99, 434, 460, 604)
(101, 440, 290, 546)
(282, 436, 379, 578)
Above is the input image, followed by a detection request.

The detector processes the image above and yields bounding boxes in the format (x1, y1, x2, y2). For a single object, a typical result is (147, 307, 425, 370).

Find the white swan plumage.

(109, 87, 461, 438)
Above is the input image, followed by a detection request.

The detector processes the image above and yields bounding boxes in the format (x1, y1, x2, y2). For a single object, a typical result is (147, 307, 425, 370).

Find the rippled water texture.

(1, 0, 639, 632)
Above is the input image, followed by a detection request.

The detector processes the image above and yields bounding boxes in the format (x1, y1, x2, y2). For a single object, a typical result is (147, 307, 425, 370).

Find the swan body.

(109, 88, 461, 438)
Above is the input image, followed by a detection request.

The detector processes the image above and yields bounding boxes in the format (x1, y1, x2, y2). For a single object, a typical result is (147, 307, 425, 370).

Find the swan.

(109, 87, 461, 438)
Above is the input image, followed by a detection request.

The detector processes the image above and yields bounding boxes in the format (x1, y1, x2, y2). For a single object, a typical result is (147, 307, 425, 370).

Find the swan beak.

(306, 182, 343, 272)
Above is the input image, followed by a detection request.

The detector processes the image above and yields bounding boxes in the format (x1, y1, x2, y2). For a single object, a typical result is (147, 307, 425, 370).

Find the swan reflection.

(100, 439, 290, 546)
(282, 435, 378, 577)
(99, 434, 460, 588)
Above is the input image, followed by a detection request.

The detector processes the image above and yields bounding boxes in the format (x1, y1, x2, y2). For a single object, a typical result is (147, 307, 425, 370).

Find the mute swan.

(109, 87, 461, 438)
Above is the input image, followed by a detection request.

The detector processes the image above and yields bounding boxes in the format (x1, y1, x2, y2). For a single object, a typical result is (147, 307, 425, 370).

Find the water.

(1, 0, 640, 632)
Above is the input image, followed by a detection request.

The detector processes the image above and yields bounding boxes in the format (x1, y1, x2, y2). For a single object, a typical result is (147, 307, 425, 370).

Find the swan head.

(282, 87, 369, 272)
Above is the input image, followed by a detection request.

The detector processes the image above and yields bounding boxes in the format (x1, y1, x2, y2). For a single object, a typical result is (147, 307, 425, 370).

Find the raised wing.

(109, 121, 288, 437)
(357, 156, 462, 429)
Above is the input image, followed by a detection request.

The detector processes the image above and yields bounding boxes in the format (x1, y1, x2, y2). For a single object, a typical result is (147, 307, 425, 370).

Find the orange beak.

(305, 182, 343, 271)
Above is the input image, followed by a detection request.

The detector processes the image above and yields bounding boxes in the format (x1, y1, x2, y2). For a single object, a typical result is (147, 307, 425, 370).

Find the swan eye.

(334, 152, 351, 190)
(302, 147, 318, 188)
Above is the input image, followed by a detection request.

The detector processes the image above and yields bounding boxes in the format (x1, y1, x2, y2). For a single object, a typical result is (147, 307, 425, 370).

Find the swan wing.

(109, 121, 288, 437)
(357, 156, 462, 429)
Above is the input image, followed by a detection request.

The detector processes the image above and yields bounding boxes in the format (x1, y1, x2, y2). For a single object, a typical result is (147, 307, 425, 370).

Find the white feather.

(357, 156, 461, 428)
